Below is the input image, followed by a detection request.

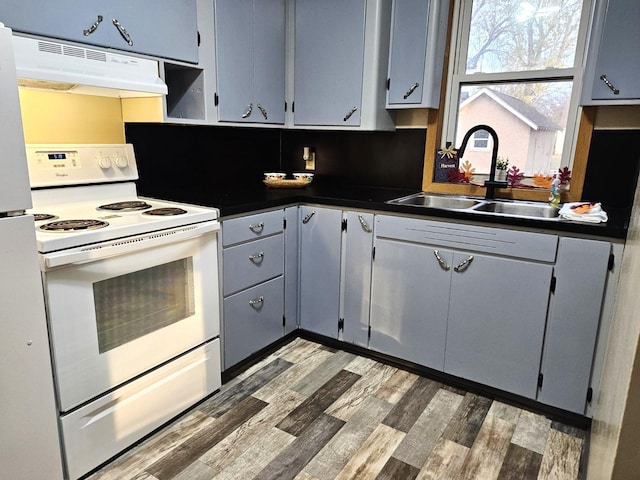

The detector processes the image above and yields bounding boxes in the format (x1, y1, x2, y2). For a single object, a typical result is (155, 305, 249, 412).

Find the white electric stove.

(25, 144, 222, 480)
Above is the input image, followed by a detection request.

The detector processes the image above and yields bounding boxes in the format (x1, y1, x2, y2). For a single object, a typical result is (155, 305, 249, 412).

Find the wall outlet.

(305, 152, 315, 170)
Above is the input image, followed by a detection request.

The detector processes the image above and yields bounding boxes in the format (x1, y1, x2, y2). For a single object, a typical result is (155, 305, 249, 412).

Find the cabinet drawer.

(376, 215, 558, 262)
(223, 233, 284, 296)
(222, 210, 283, 246)
(223, 276, 284, 368)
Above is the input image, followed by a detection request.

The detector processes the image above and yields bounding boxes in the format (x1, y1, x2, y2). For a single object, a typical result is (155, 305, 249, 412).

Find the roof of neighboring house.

(460, 88, 562, 131)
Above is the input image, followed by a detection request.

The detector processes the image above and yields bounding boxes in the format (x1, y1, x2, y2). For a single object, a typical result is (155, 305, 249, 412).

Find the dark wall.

(125, 124, 426, 201)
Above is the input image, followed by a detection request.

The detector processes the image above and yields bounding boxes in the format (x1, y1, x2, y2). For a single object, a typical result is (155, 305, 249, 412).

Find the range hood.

(12, 36, 167, 98)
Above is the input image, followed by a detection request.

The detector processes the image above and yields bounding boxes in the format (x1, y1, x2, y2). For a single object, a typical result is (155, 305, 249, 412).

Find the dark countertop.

(180, 183, 629, 240)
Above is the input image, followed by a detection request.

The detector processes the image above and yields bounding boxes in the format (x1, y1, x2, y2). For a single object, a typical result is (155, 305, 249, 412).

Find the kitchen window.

(472, 129, 490, 150)
(442, 0, 593, 179)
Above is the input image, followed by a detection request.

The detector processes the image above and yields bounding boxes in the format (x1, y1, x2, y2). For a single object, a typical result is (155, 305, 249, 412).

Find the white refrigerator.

(0, 23, 64, 479)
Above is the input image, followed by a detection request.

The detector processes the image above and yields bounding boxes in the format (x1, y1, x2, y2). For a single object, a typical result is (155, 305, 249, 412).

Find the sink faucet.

(457, 124, 506, 200)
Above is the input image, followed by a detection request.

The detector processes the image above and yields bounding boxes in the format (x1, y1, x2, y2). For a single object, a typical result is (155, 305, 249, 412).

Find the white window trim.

(441, 0, 595, 174)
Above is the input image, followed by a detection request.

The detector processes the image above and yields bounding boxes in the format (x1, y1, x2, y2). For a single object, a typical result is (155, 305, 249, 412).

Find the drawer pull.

(249, 252, 264, 262)
(357, 214, 372, 233)
(112, 18, 134, 46)
(249, 296, 264, 307)
(454, 255, 474, 272)
(343, 106, 358, 122)
(403, 82, 420, 99)
(242, 103, 253, 118)
(249, 222, 264, 233)
(257, 103, 268, 120)
(83, 15, 103, 36)
(302, 211, 316, 224)
(600, 74, 620, 95)
(433, 250, 450, 271)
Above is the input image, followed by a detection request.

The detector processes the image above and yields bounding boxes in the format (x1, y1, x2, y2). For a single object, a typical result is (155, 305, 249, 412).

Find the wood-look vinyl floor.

(87, 338, 588, 480)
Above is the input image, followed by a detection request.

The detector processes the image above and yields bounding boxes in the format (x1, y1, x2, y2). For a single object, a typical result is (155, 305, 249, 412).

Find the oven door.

(41, 221, 220, 412)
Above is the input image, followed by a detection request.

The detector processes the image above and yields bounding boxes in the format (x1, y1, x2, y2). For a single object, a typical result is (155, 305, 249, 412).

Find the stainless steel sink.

(387, 193, 482, 210)
(472, 201, 560, 219)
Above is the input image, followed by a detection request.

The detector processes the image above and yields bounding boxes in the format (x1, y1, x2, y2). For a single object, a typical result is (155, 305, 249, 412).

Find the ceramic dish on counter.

(263, 172, 286, 181)
(263, 173, 313, 188)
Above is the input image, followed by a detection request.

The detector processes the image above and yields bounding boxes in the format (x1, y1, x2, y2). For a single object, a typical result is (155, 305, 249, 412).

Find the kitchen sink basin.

(387, 193, 482, 210)
(473, 201, 560, 219)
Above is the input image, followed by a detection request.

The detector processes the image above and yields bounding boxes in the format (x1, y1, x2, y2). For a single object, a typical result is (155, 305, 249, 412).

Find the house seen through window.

(441, 0, 593, 184)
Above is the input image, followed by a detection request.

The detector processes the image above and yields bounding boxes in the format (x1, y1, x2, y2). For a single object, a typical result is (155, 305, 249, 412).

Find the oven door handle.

(42, 221, 220, 270)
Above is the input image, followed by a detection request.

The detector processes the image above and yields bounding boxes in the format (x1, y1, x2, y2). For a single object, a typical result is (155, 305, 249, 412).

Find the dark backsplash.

(124, 123, 426, 201)
(582, 130, 640, 209)
(125, 123, 639, 212)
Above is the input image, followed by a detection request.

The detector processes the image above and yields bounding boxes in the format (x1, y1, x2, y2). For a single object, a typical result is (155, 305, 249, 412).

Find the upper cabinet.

(581, 0, 640, 105)
(292, 0, 395, 130)
(214, 0, 285, 124)
(386, 0, 449, 108)
(1, 0, 199, 63)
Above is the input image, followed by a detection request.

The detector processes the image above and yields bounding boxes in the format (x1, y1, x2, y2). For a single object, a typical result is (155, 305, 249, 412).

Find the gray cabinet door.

(253, 0, 286, 124)
(215, 0, 255, 122)
(445, 252, 553, 399)
(591, 0, 640, 100)
(299, 206, 343, 337)
(342, 212, 374, 346)
(1, 0, 198, 62)
(284, 207, 299, 334)
(370, 239, 450, 369)
(111, 0, 198, 63)
(215, 0, 285, 123)
(0, 1, 110, 48)
(387, 0, 429, 105)
(294, 0, 366, 126)
(223, 276, 284, 368)
(539, 238, 610, 414)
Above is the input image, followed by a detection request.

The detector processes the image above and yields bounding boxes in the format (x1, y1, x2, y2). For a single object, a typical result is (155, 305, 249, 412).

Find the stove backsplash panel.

(125, 124, 426, 203)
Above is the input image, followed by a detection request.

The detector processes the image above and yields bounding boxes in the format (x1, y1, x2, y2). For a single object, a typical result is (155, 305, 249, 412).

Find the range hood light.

(18, 78, 77, 91)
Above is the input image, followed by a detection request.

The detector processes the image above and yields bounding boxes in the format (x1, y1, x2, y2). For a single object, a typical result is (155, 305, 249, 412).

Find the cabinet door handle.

(249, 252, 264, 262)
(257, 104, 268, 120)
(403, 82, 420, 99)
(242, 103, 253, 118)
(248, 222, 264, 232)
(454, 255, 474, 272)
(249, 296, 264, 307)
(357, 214, 372, 233)
(302, 210, 316, 224)
(433, 250, 450, 271)
(83, 15, 103, 36)
(599, 74, 620, 95)
(112, 19, 134, 46)
(343, 106, 358, 122)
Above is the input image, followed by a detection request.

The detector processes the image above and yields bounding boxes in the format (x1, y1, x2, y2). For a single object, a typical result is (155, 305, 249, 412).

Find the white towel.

(559, 202, 608, 223)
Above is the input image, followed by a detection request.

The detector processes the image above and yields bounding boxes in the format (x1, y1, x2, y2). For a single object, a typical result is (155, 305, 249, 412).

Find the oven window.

(93, 258, 196, 353)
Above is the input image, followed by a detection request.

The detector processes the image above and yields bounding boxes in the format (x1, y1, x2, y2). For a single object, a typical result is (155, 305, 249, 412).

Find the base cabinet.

(445, 252, 553, 399)
(221, 209, 286, 369)
(370, 238, 449, 369)
(538, 237, 611, 413)
(299, 206, 343, 337)
(223, 277, 285, 367)
(342, 211, 375, 346)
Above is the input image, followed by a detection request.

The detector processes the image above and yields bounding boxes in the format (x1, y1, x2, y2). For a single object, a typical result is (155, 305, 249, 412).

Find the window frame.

(441, 0, 594, 179)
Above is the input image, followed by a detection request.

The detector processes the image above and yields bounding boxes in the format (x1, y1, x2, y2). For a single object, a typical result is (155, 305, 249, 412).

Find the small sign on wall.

(434, 143, 458, 182)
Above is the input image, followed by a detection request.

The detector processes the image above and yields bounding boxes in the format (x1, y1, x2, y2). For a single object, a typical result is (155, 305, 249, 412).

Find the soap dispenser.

(549, 175, 561, 207)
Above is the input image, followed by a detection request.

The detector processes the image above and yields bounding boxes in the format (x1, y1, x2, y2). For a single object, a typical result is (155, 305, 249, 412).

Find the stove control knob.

(114, 156, 129, 168)
(98, 156, 112, 169)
